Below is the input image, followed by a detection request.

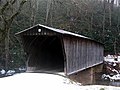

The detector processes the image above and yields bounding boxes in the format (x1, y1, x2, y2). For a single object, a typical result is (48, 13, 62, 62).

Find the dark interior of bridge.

(23, 36, 65, 72)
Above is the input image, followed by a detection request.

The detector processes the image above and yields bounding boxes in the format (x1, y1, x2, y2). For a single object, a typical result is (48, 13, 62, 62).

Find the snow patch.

(0, 73, 120, 90)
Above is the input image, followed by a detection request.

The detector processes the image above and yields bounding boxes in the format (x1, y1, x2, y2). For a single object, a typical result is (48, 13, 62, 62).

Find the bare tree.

(102, 0, 107, 42)
(0, 0, 27, 69)
(29, 0, 39, 26)
(45, 0, 52, 25)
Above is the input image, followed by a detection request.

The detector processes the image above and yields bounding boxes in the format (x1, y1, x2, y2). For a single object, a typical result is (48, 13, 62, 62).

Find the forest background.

(0, 0, 120, 69)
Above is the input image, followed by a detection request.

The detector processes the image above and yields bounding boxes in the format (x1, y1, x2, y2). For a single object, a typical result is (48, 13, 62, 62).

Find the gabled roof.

(15, 24, 88, 38)
(15, 24, 103, 45)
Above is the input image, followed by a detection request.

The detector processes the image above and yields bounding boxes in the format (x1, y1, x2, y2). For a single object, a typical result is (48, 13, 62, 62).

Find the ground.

(0, 73, 120, 90)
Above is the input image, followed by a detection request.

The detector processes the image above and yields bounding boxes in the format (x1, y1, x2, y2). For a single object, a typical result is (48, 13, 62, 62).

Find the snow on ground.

(0, 73, 120, 90)
(104, 55, 120, 62)
(102, 74, 120, 81)
(103, 55, 120, 81)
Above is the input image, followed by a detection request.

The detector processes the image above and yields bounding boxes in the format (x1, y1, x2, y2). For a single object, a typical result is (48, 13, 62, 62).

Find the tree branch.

(1, 1, 9, 14)
(8, 0, 27, 24)
(10, 0, 17, 5)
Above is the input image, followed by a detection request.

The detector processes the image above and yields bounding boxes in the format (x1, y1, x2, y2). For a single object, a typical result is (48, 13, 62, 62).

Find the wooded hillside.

(0, 0, 120, 69)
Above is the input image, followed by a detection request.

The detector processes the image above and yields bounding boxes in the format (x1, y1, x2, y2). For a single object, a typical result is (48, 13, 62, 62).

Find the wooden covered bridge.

(16, 24, 104, 84)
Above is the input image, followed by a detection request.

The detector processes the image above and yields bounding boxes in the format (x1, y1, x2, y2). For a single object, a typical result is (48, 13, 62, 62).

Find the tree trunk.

(114, 38, 117, 55)
(102, 0, 106, 42)
(1, 0, 27, 69)
(45, 0, 52, 25)
(109, 1, 112, 27)
(5, 29, 10, 70)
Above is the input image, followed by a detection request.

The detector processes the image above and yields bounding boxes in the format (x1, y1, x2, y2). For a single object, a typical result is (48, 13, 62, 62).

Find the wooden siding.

(17, 25, 104, 75)
(63, 36, 103, 75)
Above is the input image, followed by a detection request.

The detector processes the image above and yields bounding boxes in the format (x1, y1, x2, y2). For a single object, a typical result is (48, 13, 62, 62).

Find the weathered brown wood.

(16, 24, 104, 76)
(63, 36, 103, 75)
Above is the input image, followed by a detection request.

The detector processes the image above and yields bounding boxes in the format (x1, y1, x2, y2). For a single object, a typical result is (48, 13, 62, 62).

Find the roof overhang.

(15, 24, 103, 45)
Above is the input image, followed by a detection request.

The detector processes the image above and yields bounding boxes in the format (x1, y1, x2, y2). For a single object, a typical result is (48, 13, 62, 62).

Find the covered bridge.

(16, 24, 104, 83)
